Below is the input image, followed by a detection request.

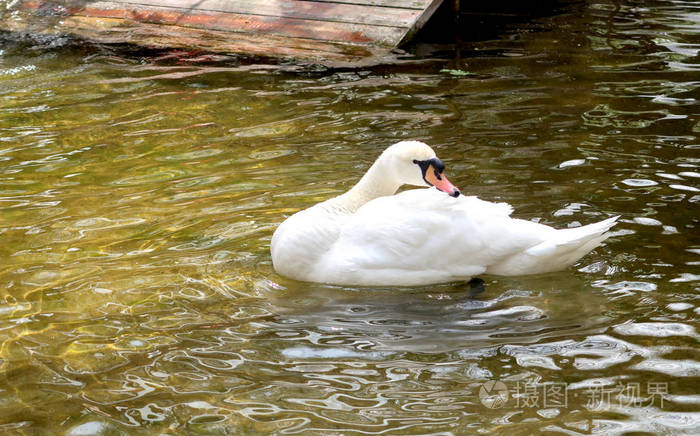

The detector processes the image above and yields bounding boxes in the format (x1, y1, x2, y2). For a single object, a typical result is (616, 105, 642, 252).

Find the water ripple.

(0, 1, 698, 433)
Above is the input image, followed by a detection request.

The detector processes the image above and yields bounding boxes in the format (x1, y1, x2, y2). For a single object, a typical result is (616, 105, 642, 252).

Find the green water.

(1, 1, 699, 434)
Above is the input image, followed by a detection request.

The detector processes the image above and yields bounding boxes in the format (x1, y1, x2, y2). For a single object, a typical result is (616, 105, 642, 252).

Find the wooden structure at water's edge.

(1, 0, 446, 64)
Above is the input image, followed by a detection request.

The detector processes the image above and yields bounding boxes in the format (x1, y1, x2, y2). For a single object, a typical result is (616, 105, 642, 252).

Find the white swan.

(271, 141, 618, 286)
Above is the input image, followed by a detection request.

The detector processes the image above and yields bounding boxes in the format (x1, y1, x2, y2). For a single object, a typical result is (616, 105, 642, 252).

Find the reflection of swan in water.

(265, 274, 610, 355)
(271, 141, 618, 286)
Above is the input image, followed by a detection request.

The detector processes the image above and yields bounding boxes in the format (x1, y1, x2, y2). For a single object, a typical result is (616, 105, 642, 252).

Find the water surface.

(0, 1, 698, 434)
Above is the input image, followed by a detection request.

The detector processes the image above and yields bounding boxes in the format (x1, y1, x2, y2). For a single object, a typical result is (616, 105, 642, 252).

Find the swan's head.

(381, 141, 460, 197)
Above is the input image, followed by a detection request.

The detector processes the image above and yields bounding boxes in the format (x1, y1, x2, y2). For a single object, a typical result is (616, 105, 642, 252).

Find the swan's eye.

(414, 158, 445, 176)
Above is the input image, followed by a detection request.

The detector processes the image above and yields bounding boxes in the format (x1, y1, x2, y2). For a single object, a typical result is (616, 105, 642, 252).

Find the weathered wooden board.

(108, 0, 420, 27)
(0, 0, 446, 64)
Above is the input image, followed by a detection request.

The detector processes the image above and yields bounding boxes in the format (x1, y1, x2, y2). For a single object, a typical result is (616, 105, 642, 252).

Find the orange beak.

(424, 164, 460, 197)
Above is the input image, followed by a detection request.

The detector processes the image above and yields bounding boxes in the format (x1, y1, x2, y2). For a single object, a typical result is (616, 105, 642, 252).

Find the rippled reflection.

(0, 0, 698, 434)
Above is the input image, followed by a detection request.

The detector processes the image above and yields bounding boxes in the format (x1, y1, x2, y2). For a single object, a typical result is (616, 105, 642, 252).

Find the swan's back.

(311, 189, 553, 285)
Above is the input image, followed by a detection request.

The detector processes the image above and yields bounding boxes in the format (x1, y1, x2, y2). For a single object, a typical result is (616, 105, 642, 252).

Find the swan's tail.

(542, 215, 619, 269)
(487, 216, 619, 276)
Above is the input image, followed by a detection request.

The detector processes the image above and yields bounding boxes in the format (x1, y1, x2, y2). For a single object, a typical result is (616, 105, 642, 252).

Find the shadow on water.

(408, 0, 585, 58)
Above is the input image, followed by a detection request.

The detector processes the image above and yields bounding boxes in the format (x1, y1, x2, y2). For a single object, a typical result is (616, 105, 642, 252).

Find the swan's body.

(271, 141, 618, 286)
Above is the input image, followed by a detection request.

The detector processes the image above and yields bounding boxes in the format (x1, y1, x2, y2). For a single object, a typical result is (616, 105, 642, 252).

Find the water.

(0, 1, 698, 434)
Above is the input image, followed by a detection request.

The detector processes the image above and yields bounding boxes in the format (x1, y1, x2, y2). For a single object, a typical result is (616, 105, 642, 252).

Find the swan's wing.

(316, 189, 548, 285)
(271, 202, 349, 280)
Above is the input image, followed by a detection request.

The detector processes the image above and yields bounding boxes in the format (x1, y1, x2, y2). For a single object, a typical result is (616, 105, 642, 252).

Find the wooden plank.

(0, 14, 380, 62)
(21, 1, 408, 46)
(4, 0, 448, 64)
(310, 0, 433, 8)
(108, 0, 420, 27)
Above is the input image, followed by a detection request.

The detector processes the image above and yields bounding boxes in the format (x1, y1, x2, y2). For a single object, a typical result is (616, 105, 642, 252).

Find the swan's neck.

(332, 156, 399, 212)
